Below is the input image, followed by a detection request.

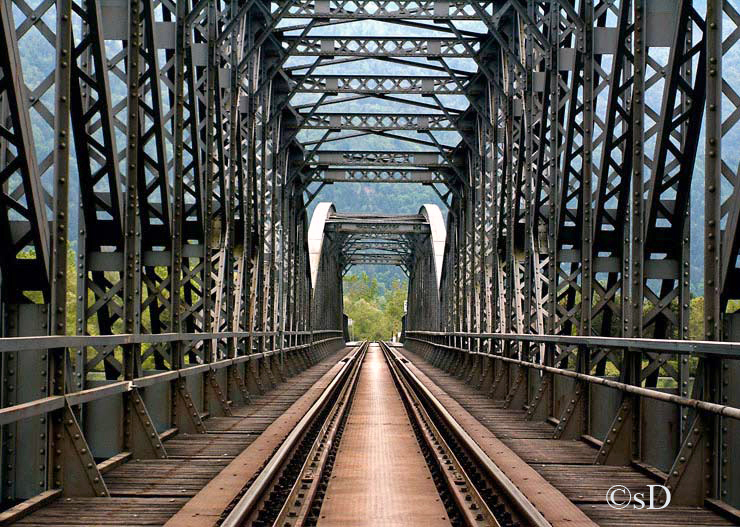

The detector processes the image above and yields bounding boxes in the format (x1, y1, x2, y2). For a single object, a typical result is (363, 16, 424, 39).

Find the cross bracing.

(281, 36, 481, 57)
(308, 150, 460, 167)
(278, 0, 497, 19)
(294, 112, 463, 130)
(310, 168, 452, 183)
(0, 0, 739, 517)
(293, 75, 471, 94)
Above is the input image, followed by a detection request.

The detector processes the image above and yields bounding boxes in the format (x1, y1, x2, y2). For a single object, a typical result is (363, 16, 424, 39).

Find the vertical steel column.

(124, 0, 143, 379)
(702, 0, 726, 505)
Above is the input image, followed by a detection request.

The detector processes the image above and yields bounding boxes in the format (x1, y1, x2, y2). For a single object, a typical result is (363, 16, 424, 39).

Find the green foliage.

(689, 296, 704, 340)
(343, 273, 407, 340)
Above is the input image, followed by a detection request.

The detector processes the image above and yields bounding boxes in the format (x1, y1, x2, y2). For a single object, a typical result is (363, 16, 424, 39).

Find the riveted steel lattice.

(1, 0, 740, 515)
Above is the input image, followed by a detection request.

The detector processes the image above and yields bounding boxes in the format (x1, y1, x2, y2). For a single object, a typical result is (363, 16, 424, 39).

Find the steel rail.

(381, 342, 501, 527)
(220, 341, 369, 527)
(271, 338, 366, 526)
(380, 342, 552, 527)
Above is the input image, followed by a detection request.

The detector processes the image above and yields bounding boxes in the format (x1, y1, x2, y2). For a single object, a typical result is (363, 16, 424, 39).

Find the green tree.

(343, 273, 407, 341)
(382, 279, 406, 338)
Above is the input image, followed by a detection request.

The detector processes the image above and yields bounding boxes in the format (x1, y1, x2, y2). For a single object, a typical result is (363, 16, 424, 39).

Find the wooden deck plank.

(14, 349, 350, 527)
(401, 348, 732, 527)
(15, 498, 188, 526)
(163, 348, 359, 527)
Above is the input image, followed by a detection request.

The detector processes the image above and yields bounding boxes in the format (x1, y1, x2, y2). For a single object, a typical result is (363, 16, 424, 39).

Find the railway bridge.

(1, 0, 740, 525)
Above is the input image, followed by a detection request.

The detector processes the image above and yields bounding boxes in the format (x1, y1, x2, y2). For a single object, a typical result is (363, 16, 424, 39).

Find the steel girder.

(280, 36, 480, 57)
(1, 0, 56, 501)
(295, 112, 462, 131)
(325, 214, 432, 235)
(278, 0, 496, 20)
(310, 207, 443, 279)
(293, 75, 471, 95)
(308, 150, 460, 167)
(2, 0, 740, 512)
(704, 0, 740, 503)
(401, 0, 739, 507)
(0, 4, 51, 303)
(311, 168, 451, 183)
(0, 0, 334, 504)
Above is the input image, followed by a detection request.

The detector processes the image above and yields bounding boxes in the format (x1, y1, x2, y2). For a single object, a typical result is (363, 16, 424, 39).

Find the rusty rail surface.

(380, 341, 552, 527)
(219, 339, 553, 527)
(220, 341, 369, 526)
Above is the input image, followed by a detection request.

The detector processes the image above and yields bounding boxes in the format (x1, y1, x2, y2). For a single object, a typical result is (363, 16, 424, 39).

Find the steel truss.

(294, 75, 470, 95)
(1, 0, 740, 515)
(0, 0, 344, 505)
(399, 0, 740, 511)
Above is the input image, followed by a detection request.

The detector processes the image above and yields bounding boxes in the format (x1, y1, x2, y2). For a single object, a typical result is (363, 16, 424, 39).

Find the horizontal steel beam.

(308, 150, 455, 167)
(312, 168, 450, 183)
(404, 331, 740, 360)
(281, 37, 479, 57)
(345, 255, 409, 265)
(405, 335, 740, 422)
(343, 241, 412, 252)
(277, 0, 493, 19)
(0, 337, 344, 426)
(296, 112, 460, 130)
(341, 236, 413, 248)
(336, 231, 412, 239)
(0, 330, 337, 353)
(293, 75, 469, 94)
(326, 222, 431, 234)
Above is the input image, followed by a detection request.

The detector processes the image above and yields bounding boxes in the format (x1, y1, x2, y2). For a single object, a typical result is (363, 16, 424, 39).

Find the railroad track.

(214, 340, 556, 527)
(379, 341, 550, 527)
(219, 341, 370, 527)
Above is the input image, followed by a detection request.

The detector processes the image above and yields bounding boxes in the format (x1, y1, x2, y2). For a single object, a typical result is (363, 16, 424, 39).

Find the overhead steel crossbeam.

(293, 75, 471, 94)
(303, 149, 458, 183)
(342, 239, 413, 260)
(308, 150, 459, 167)
(278, 0, 495, 19)
(281, 36, 480, 57)
(322, 213, 432, 274)
(295, 112, 462, 131)
(287, 55, 476, 77)
(342, 239, 412, 254)
(325, 213, 432, 234)
(311, 168, 451, 183)
(346, 255, 409, 265)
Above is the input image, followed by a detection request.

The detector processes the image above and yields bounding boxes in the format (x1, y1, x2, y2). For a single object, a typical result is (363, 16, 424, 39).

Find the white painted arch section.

(308, 202, 336, 290)
(307, 202, 447, 290)
(419, 204, 446, 289)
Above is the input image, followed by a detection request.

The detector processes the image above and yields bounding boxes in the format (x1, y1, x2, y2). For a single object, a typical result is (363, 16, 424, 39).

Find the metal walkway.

(9, 341, 731, 526)
(11, 347, 348, 525)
